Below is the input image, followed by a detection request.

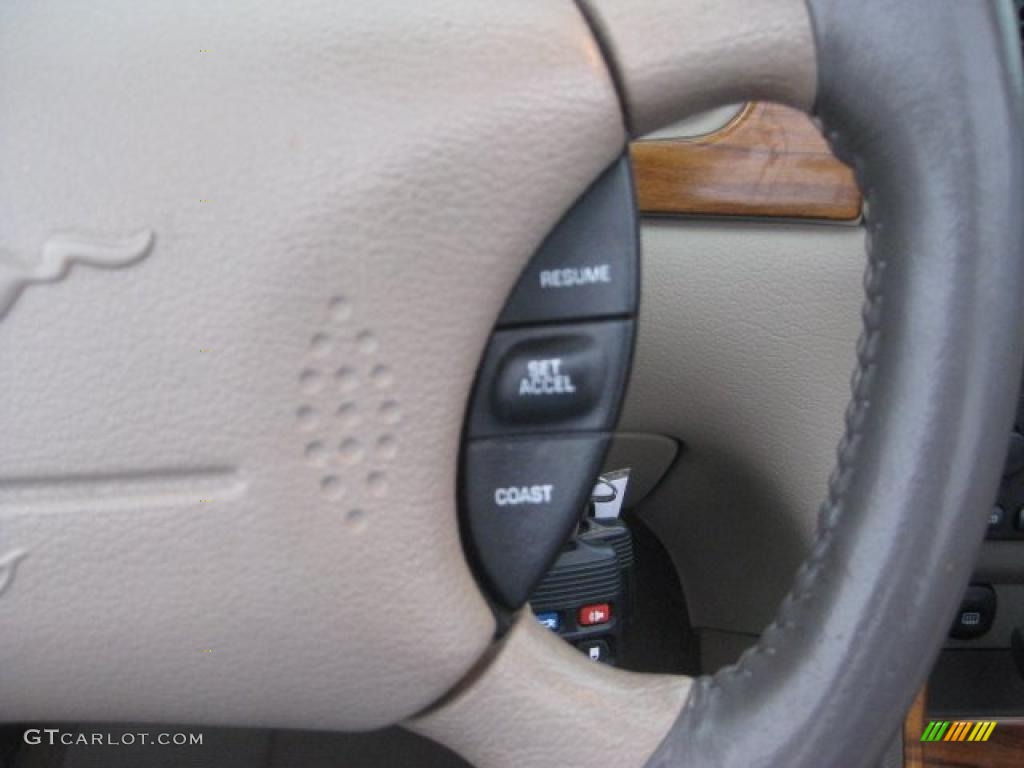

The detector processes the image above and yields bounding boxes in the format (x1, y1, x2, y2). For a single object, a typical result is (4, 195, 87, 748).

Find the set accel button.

(469, 320, 632, 438)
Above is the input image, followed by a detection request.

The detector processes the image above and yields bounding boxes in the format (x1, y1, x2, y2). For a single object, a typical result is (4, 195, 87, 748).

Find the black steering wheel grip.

(642, 1, 1024, 766)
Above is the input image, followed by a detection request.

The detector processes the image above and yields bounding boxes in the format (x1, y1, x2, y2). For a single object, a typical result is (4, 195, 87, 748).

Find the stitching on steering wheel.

(676, 125, 882, 722)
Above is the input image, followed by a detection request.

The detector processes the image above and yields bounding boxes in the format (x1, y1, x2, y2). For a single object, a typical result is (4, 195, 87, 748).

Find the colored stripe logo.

(921, 721, 997, 742)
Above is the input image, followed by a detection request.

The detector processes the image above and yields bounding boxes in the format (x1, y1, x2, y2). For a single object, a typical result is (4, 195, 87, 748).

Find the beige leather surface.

(621, 220, 866, 635)
(580, 0, 817, 135)
(0, 0, 625, 729)
(411, 611, 691, 768)
(641, 103, 743, 140)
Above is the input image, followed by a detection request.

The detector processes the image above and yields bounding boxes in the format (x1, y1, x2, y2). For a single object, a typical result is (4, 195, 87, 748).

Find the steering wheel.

(2, 1, 1022, 766)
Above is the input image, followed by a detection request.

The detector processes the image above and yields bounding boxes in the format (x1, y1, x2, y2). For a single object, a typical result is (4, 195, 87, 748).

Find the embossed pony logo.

(0, 230, 154, 318)
(0, 550, 27, 596)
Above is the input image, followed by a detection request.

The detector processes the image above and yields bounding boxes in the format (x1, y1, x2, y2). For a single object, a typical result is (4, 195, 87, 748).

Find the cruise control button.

(468, 321, 632, 437)
(498, 157, 638, 326)
(463, 435, 610, 609)
(493, 334, 606, 424)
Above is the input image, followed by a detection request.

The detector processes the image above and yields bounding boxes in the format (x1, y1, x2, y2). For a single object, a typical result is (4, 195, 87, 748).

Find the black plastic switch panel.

(462, 434, 610, 609)
(459, 152, 639, 611)
(1005, 431, 1024, 476)
(468, 320, 633, 438)
(497, 158, 638, 327)
(986, 390, 1024, 539)
(949, 584, 996, 640)
(1012, 627, 1024, 680)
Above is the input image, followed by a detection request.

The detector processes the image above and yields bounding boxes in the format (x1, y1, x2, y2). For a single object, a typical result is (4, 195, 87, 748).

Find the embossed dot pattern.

(338, 437, 364, 464)
(295, 295, 400, 531)
(296, 405, 319, 432)
(379, 400, 402, 425)
(366, 471, 388, 498)
(375, 434, 398, 461)
(299, 369, 324, 396)
(305, 441, 328, 466)
(346, 508, 368, 533)
(337, 402, 359, 428)
(370, 365, 393, 389)
(355, 330, 378, 355)
(309, 333, 332, 358)
(336, 366, 358, 392)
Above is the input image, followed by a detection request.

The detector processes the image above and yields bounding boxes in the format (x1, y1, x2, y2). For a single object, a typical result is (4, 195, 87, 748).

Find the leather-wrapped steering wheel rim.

(635, 1, 1024, 764)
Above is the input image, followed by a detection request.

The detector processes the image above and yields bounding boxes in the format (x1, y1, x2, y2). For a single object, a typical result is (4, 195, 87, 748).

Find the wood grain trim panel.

(630, 102, 862, 221)
(906, 689, 928, 768)
(905, 689, 1024, 767)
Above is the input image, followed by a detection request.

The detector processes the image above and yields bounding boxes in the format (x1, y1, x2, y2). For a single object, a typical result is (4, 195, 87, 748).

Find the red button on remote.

(578, 603, 611, 626)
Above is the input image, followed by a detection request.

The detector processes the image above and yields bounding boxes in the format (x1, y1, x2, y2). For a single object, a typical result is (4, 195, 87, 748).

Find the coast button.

(498, 157, 638, 326)
(463, 434, 610, 608)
